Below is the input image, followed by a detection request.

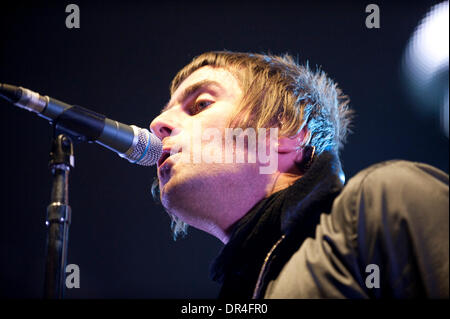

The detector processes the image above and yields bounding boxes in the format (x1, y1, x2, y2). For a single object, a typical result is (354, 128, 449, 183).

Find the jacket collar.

(280, 150, 345, 235)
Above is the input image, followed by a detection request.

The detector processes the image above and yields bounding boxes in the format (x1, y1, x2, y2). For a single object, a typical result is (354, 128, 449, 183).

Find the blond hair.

(171, 51, 353, 154)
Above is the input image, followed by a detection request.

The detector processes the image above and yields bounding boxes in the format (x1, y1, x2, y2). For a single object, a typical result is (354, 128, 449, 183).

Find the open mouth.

(158, 149, 171, 168)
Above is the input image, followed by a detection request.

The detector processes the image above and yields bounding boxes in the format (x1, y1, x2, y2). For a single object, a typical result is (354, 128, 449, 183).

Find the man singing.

(149, 51, 449, 298)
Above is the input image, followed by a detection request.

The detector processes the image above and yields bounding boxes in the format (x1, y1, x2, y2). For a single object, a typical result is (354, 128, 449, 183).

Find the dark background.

(0, 0, 447, 298)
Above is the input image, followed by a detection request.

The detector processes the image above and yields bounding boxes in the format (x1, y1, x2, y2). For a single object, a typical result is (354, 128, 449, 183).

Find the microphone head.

(122, 126, 163, 166)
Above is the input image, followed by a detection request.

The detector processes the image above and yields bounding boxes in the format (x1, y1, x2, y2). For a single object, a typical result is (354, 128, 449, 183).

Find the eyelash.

(190, 99, 213, 114)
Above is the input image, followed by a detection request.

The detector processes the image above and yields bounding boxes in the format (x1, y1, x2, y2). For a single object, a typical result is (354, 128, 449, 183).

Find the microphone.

(0, 83, 163, 166)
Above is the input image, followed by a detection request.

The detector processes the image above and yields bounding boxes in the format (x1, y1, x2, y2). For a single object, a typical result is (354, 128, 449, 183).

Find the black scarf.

(210, 151, 345, 298)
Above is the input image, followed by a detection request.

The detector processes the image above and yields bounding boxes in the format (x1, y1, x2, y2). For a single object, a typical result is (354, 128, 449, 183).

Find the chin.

(160, 172, 198, 213)
(161, 170, 219, 222)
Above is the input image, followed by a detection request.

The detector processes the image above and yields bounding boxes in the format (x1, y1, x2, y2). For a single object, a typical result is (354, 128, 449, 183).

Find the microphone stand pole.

(43, 131, 74, 299)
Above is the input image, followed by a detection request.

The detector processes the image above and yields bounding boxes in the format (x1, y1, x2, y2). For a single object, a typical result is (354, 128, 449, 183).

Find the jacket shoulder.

(264, 160, 449, 298)
(328, 160, 449, 297)
(337, 160, 449, 246)
(342, 160, 448, 200)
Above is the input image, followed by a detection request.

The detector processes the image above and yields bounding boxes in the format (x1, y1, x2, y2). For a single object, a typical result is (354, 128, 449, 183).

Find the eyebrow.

(162, 80, 224, 112)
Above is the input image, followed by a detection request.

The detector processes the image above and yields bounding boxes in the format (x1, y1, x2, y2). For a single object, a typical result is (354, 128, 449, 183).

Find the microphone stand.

(43, 130, 75, 299)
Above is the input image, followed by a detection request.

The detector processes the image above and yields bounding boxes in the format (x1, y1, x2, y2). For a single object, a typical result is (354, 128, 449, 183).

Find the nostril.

(159, 126, 172, 137)
(150, 121, 172, 140)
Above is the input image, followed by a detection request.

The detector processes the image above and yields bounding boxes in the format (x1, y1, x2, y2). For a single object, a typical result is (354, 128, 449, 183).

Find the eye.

(191, 100, 213, 114)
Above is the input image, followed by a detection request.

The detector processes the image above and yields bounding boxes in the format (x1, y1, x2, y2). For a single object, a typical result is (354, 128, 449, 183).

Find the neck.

(209, 169, 302, 244)
(266, 170, 302, 198)
(218, 171, 302, 243)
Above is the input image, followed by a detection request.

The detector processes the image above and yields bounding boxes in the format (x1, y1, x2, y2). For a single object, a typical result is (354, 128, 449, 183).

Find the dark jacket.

(210, 151, 449, 298)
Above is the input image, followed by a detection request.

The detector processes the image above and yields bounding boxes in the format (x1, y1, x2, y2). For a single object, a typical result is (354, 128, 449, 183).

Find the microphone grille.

(124, 127, 163, 166)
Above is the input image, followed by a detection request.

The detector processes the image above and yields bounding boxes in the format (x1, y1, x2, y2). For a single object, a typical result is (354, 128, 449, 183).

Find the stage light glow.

(402, 1, 449, 137)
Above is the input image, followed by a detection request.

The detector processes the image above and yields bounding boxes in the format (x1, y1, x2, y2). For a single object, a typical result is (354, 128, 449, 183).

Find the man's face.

(150, 66, 272, 240)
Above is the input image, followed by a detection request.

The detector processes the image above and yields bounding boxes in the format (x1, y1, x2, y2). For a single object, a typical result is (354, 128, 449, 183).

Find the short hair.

(171, 51, 353, 155)
(155, 51, 353, 240)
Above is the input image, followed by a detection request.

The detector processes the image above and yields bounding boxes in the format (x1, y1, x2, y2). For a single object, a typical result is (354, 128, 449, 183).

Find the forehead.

(171, 66, 242, 102)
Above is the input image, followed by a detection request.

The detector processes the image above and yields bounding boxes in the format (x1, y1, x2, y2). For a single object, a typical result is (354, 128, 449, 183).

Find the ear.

(277, 126, 310, 155)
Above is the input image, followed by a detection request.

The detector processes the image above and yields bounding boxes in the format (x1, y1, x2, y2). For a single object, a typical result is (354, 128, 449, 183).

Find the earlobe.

(277, 136, 301, 153)
(276, 127, 309, 154)
(275, 127, 311, 174)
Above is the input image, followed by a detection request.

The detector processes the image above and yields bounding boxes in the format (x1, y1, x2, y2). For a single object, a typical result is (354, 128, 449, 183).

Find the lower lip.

(159, 156, 169, 168)
(159, 157, 171, 170)
(158, 155, 174, 178)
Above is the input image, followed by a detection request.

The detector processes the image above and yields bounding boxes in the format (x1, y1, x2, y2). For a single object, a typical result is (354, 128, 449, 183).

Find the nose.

(150, 112, 174, 140)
